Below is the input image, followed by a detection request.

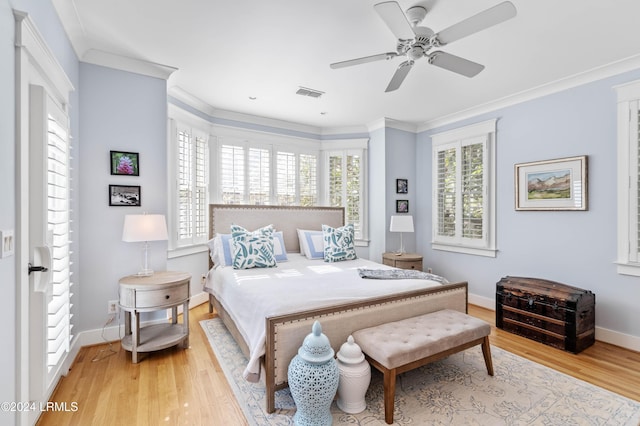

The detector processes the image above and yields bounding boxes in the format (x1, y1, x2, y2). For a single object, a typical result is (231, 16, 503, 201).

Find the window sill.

(431, 242, 497, 258)
(616, 261, 640, 277)
(167, 244, 208, 259)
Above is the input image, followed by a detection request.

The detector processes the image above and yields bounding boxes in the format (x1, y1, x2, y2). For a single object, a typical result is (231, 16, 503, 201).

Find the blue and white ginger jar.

(288, 321, 339, 426)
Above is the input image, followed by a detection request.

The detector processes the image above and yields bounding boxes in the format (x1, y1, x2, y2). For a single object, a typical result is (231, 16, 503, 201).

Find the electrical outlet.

(107, 300, 118, 314)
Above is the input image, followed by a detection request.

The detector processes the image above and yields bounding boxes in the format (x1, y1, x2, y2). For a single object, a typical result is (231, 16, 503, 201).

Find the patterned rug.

(201, 318, 640, 425)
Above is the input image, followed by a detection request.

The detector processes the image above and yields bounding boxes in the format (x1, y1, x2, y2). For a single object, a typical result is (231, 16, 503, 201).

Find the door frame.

(14, 10, 74, 425)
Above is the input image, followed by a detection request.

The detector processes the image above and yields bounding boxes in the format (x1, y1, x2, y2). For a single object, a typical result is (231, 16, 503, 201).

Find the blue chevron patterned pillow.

(322, 224, 357, 262)
(230, 224, 277, 269)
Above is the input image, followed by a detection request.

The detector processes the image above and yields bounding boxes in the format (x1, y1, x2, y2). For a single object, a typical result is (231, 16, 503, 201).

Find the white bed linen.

(204, 254, 444, 380)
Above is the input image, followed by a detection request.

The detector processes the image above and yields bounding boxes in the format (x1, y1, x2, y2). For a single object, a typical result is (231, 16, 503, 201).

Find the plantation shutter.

(276, 151, 296, 205)
(46, 101, 73, 379)
(177, 126, 208, 245)
(299, 153, 318, 206)
(461, 139, 486, 240)
(249, 147, 270, 204)
(327, 151, 363, 239)
(436, 146, 456, 237)
(220, 144, 245, 203)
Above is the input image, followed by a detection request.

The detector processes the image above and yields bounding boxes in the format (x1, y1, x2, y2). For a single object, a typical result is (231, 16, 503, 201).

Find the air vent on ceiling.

(296, 86, 324, 98)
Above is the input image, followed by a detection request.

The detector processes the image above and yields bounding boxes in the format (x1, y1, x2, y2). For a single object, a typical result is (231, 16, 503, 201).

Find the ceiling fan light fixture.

(405, 5, 427, 26)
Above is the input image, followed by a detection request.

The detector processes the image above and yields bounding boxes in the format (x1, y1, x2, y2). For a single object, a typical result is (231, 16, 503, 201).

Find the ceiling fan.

(330, 1, 517, 92)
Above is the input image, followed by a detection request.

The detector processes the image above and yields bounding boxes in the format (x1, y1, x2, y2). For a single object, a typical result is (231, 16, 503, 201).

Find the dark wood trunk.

(496, 276, 595, 353)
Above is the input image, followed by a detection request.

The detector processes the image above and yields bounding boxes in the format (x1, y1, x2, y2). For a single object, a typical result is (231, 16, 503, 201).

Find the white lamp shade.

(389, 215, 414, 233)
(122, 214, 168, 242)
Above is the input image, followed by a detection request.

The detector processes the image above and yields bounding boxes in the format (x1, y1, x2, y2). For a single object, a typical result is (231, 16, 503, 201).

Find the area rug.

(201, 318, 640, 425)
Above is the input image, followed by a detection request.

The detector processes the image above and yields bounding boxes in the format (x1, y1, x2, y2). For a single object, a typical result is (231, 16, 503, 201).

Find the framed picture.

(396, 199, 409, 213)
(396, 178, 408, 194)
(515, 155, 588, 211)
(109, 185, 141, 207)
(110, 150, 139, 176)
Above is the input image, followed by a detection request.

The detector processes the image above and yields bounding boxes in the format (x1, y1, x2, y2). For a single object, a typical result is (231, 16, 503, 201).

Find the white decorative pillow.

(297, 229, 324, 259)
(231, 224, 276, 269)
(207, 234, 234, 267)
(322, 224, 357, 262)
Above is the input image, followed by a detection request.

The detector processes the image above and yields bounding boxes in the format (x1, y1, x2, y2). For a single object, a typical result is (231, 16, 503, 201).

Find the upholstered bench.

(352, 309, 494, 424)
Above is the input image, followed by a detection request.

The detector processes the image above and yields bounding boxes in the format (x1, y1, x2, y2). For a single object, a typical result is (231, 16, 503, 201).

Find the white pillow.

(273, 231, 288, 262)
(297, 229, 324, 259)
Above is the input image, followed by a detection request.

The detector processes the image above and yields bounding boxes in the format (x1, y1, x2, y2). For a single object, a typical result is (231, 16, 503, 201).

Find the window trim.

(615, 79, 640, 276)
(167, 106, 210, 251)
(431, 119, 497, 257)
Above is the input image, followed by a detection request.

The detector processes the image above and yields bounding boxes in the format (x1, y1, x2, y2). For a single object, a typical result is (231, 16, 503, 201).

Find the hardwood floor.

(37, 303, 640, 425)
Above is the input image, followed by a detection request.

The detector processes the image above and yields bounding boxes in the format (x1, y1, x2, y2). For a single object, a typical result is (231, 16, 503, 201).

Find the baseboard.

(468, 292, 640, 353)
(73, 292, 210, 349)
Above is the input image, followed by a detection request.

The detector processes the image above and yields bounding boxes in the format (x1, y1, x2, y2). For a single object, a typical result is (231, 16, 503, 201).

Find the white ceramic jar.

(336, 335, 371, 414)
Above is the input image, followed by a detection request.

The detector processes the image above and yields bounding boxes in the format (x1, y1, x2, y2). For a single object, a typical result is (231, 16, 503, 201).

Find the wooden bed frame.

(206, 204, 469, 413)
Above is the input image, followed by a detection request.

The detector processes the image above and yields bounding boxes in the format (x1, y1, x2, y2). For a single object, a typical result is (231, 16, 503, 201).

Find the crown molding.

(82, 49, 177, 80)
(367, 117, 418, 133)
(418, 53, 640, 132)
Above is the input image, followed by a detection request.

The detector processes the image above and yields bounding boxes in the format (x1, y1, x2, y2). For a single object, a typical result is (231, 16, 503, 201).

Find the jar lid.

(298, 321, 335, 364)
(336, 335, 365, 364)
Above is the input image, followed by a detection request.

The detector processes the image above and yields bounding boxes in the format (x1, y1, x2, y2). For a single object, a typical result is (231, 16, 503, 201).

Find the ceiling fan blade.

(428, 51, 484, 77)
(374, 1, 415, 40)
(330, 52, 398, 69)
(436, 1, 517, 45)
(385, 60, 414, 92)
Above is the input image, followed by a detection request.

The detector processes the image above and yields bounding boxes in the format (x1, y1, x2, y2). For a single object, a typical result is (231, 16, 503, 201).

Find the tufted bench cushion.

(352, 309, 493, 424)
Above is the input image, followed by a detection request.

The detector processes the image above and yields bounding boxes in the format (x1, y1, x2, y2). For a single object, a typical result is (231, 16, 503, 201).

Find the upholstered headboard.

(209, 204, 345, 253)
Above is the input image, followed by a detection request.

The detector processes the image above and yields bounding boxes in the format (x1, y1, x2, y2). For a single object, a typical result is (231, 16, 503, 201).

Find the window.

(174, 122, 209, 247)
(212, 129, 367, 242)
(215, 134, 319, 206)
(326, 150, 364, 239)
(431, 119, 496, 257)
(615, 79, 640, 276)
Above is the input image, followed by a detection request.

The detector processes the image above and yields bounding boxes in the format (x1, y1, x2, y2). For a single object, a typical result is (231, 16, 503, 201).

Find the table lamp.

(122, 213, 168, 276)
(389, 215, 414, 254)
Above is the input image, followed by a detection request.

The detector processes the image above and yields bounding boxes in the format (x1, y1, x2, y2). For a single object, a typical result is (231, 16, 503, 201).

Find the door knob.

(28, 263, 48, 275)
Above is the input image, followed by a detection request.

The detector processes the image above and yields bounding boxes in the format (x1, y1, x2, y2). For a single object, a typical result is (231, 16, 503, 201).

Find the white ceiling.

(53, 0, 640, 132)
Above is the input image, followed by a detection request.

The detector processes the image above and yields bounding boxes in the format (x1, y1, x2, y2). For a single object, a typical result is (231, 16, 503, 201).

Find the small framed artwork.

(515, 155, 588, 211)
(109, 185, 141, 207)
(396, 178, 408, 194)
(0, 229, 14, 258)
(396, 200, 409, 213)
(110, 150, 139, 176)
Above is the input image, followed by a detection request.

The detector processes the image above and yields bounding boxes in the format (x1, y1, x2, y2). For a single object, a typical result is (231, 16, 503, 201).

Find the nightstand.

(118, 271, 191, 363)
(382, 252, 423, 271)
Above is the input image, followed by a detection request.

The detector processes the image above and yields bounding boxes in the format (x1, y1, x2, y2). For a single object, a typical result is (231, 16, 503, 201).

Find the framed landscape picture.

(109, 185, 141, 206)
(515, 155, 588, 211)
(110, 150, 139, 176)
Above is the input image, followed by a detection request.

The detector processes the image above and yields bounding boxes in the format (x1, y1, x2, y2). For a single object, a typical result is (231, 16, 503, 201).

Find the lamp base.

(136, 268, 154, 277)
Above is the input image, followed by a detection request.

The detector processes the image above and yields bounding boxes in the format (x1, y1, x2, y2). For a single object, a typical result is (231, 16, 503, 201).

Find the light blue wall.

(415, 69, 640, 339)
(0, 3, 17, 422)
(79, 63, 169, 330)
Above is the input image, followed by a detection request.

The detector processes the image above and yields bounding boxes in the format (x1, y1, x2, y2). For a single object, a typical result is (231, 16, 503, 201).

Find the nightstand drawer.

(395, 260, 423, 270)
(134, 285, 189, 308)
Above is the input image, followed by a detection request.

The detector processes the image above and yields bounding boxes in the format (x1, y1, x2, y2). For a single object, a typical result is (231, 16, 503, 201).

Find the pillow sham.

(231, 224, 276, 269)
(273, 231, 288, 262)
(322, 223, 357, 262)
(297, 229, 324, 259)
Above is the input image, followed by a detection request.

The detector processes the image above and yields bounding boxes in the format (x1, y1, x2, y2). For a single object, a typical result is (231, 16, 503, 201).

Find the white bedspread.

(204, 254, 444, 380)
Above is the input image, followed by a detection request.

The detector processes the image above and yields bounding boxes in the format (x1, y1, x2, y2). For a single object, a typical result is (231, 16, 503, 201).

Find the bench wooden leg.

(382, 367, 396, 424)
(481, 336, 494, 376)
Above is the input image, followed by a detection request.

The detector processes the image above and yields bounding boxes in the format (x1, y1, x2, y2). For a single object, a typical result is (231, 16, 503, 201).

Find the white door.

(28, 85, 73, 408)
(15, 12, 74, 425)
